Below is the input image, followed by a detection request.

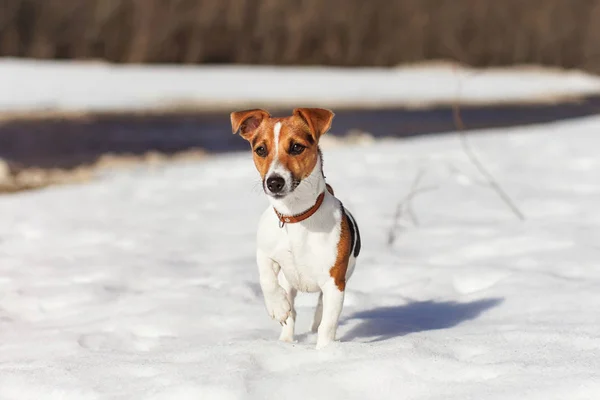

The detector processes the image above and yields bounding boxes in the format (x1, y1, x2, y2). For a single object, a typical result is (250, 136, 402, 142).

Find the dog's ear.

(230, 109, 270, 140)
(293, 108, 334, 141)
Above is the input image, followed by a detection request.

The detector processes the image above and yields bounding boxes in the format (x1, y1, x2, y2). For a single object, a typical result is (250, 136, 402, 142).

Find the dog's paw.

(315, 338, 336, 350)
(266, 289, 291, 324)
(278, 332, 295, 343)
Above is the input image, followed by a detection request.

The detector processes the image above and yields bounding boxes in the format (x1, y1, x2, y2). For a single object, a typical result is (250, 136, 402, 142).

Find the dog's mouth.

(269, 193, 286, 199)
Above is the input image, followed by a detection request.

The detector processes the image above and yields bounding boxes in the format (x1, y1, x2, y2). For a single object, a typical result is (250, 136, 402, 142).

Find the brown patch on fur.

(329, 213, 352, 291)
(230, 108, 279, 178)
(293, 108, 334, 142)
(249, 121, 278, 179)
(277, 117, 320, 180)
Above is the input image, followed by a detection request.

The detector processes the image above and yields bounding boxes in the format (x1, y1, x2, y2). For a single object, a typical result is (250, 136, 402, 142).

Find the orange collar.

(274, 192, 325, 227)
(274, 184, 334, 227)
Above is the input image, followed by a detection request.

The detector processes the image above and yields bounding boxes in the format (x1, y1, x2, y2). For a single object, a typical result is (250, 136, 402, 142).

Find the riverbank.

(2, 60, 600, 193)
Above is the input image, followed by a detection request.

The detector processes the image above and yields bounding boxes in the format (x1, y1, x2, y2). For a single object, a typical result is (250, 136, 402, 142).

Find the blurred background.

(2, 0, 600, 69)
(1, 0, 600, 192)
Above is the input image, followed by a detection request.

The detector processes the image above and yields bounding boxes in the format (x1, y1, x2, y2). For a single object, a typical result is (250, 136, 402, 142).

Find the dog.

(230, 108, 361, 349)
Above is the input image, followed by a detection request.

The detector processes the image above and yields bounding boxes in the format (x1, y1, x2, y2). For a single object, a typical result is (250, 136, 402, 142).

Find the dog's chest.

(271, 223, 339, 292)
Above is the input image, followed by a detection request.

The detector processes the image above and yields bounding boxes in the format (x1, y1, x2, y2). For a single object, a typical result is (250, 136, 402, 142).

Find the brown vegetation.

(0, 0, 599, 71)
(0, 148, 207, 193)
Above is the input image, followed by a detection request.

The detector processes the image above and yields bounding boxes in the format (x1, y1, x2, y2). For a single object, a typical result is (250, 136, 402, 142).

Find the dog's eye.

(289, 143, 305, 155)
(255, 146, 268, 157)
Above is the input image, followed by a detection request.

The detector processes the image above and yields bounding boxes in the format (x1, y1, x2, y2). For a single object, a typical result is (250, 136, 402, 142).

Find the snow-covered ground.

(2, 58, 600, 114)
(1, 113, 599, 399)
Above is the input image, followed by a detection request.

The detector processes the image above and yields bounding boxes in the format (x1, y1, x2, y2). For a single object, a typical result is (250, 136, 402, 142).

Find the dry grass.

(1, 0, 600, 72)
(0, 148, 208, 194)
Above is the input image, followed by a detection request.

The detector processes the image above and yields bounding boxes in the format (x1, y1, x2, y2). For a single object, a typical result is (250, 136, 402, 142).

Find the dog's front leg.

(256, 250, 291, 325)
(316, 281, 345, 349)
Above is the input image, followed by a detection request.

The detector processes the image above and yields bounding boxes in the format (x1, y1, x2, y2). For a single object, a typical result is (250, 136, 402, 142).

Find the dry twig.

(452, 65, 526, 221)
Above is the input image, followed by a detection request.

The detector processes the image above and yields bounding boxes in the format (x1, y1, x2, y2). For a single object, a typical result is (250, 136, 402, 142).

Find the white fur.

(255, 156, 357, 349)
(265, 121, 294, 194)
(273, 122, 281, 156)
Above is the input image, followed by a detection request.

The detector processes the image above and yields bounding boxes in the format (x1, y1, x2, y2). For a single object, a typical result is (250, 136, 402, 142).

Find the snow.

(2, 58, 600, 114)
(1, 113, 600, 399)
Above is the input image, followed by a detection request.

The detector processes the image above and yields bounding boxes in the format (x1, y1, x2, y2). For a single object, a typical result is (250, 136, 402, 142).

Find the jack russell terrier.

(230, 108, 361, 349)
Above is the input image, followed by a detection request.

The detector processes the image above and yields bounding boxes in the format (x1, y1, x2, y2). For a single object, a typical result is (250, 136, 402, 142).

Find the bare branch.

(452, 65, 526, 221)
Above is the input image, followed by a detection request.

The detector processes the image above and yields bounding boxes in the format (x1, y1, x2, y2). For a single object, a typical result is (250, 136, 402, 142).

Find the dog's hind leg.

(316, 281, 345, 349)
(311, 291, 323, 333)
(278, 273, 297, 342)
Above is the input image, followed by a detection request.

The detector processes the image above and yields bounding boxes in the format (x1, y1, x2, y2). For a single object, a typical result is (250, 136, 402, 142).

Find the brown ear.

(230, 109, 270, 140)
(293, 108, 335, 141)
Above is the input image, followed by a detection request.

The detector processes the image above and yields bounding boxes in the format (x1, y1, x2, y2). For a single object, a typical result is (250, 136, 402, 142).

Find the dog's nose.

(266, 175, 285, 194)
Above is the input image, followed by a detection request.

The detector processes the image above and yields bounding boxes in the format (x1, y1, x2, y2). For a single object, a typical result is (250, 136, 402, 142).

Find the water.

(1, 97, 599, 168)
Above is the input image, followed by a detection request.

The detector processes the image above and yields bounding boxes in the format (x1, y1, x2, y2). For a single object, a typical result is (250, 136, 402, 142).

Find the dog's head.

(230, 108, 334, 199)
